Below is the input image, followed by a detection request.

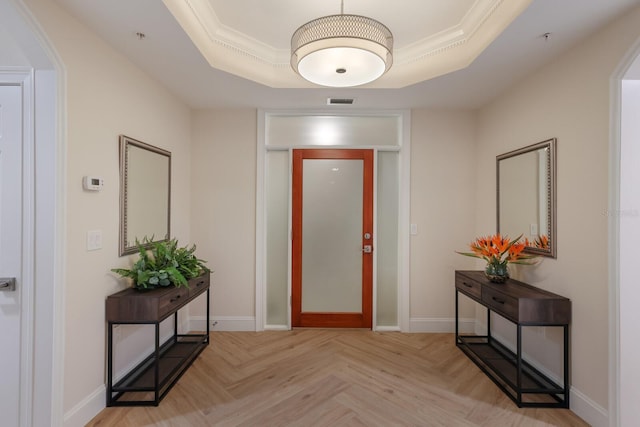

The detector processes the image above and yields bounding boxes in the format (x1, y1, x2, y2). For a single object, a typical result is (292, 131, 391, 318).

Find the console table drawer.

(158, 287, 190, 318)
(188, 275, 209, 299)
(482, 287, 518, 321)
(106, 274, 210, 323)
(455, 270, 571, 324)
(455, 275, 481, 299)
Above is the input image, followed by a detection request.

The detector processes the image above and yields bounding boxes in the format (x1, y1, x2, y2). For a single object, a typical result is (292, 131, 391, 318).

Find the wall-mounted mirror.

(497, 138, 556, 258)
(119, 135, 171, 256)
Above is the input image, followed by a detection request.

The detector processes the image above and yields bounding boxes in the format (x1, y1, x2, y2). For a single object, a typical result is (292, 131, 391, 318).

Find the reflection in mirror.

(119, 135, 171, 256)
(497, 138, 556, 258)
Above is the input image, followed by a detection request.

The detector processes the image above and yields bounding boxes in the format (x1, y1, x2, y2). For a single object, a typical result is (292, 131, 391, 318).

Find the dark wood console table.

(454, 270, 571, 408)
(106, 273, 210, 406)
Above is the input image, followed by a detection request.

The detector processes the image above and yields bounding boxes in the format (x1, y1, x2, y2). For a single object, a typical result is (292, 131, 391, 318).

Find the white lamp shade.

(291, 14, 393, 88)
(298, 46, 386, 87)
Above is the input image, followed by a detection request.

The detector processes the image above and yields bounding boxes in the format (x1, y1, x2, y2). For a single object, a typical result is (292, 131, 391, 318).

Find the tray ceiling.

(163, 0, 532, 88)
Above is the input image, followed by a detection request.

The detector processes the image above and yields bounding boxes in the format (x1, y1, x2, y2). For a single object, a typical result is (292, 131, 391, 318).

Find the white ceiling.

(55, 0, 640, 109)
(162, 0, 532, 88)
(207, 0, 474, 49)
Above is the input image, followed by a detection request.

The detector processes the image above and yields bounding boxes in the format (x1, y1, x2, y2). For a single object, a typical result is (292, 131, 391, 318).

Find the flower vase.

(485, 262, 509, 283)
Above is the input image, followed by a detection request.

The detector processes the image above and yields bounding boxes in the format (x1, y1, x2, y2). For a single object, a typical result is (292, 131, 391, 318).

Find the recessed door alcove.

(257, 112, 410, 330)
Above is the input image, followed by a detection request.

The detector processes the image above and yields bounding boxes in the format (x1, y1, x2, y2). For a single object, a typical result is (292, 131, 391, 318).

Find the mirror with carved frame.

(497, 138, 556, 258)
(119, 135, 171, 256)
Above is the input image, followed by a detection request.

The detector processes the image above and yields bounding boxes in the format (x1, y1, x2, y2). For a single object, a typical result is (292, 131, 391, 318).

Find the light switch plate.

(410, 224, 418, 235)
(530, 223, 538, 236)
(87, 229, 102, 251)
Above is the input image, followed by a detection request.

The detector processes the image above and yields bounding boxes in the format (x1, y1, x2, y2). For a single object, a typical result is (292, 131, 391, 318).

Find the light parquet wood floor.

(88, 330, 589, 426)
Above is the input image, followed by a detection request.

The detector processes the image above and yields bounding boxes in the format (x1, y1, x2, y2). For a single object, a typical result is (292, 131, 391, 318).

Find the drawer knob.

(196, 280, 204, 287)
(492, 297, 505, 304)
(462, 282, 472, 288)
(170, 295, 182, 303)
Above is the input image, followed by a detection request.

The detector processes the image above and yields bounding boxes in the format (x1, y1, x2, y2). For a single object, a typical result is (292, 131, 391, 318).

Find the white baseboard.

(570, 387, 608, 427)
(190, 315, 256, 331)
(264, 324, 289, 331)
(63, 327, 178, 426)
(409, 317, 475, 333)
(63, 385, 104, 427)
(375, 325, 402, 332)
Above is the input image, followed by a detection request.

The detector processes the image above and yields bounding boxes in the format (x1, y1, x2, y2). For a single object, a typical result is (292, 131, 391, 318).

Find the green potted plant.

(112, 237, 210, 290)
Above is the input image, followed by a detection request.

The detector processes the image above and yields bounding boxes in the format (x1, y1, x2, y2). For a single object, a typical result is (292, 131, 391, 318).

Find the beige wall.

(410, 110, 478, 322)
(23, 0, 193, 417)
(475, 5, 640, 414)
(189, 109, 479, 327)
(191, 109, 257, 319)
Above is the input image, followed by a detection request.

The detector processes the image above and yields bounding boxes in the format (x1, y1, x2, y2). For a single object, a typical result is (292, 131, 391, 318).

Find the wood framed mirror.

(497, 138, 556, 258)
(119, 135, 171, 256)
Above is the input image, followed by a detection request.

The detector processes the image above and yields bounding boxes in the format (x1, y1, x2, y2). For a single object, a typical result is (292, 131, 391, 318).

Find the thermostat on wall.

(83, 176, 104, 191)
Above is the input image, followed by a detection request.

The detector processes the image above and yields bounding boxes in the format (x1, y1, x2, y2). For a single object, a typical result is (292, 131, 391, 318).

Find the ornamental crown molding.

(163, 0, 532, 88)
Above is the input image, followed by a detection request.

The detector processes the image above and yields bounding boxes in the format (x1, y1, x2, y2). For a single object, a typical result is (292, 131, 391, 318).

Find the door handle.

(0, 278, 16, 292)
(362, 245, 373, 253)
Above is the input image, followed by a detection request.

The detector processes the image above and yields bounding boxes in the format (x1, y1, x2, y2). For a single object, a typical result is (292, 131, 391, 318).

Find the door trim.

(291, 149, 373, 328)
(256, 109, 412, 332)
(609, 36, 640, 427)
(1, 1, 66, 424)
(0, 69, 35, 427)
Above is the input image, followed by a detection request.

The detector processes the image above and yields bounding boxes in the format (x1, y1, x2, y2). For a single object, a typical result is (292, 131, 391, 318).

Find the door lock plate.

(0, 277, 16, 292)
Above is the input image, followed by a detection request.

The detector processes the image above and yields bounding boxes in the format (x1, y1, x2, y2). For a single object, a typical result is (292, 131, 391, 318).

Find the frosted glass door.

(301, 159, 363, 312)
(292, 149, 373, 328)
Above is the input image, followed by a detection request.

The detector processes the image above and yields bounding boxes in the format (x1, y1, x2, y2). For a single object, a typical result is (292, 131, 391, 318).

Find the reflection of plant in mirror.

(112, 237, 210, 290)
(456, 234, 539, 283)
(526, 234, 549, 250)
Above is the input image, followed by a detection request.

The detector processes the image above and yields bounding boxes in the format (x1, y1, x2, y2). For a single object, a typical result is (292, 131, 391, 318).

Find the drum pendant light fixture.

(291, 0, 393, 87)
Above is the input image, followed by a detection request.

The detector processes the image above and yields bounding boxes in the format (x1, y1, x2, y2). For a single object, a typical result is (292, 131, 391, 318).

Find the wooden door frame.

(291, 149, 373, 328)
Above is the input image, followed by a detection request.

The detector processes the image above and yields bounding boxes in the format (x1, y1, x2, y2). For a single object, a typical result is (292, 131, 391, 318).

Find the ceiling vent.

(327, 98, 355, 105)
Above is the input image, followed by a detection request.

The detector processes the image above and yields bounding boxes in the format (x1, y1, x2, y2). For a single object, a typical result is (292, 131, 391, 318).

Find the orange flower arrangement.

(527, 234, 549, 250)
(457, 233, 539, 282)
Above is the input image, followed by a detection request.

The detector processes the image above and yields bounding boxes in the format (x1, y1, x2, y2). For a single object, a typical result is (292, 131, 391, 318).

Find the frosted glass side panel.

(377, 152, 399, 326)
(302, 159, 363, 312)
(266, 151, 289, 325)
(267, 115, 400, 147)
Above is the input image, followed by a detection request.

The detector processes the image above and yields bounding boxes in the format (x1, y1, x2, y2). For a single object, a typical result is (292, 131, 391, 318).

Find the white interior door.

(0, 84, 24, 426)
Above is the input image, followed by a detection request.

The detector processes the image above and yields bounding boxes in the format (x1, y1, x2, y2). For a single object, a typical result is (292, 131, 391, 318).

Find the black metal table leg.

(455, 289, 459, 344)
(206, 287, 210, 343)
(564, 324, 570, 408)
(517, 324, 523, 406)
(107, 322, 113, 406)
(154, 322, 160, 406)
